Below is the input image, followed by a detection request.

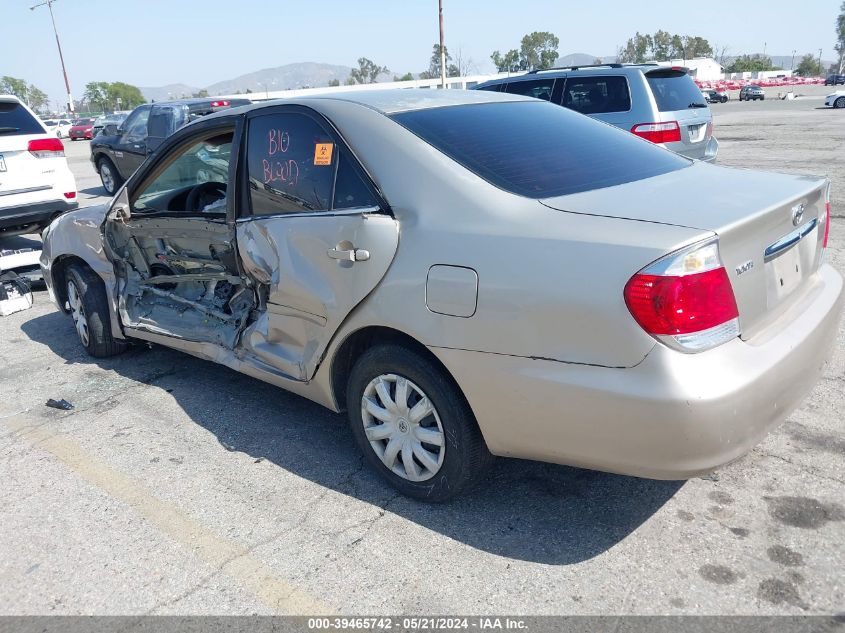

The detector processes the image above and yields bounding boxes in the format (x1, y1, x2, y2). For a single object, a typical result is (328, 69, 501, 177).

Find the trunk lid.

(540, 162, 829, 339)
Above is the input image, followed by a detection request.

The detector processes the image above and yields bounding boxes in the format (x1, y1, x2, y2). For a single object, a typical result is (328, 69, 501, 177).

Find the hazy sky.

(1, 0, 839, 107)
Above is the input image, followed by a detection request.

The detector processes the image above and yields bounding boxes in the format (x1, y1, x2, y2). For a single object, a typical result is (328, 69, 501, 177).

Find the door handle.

(327, 248, 370, 262)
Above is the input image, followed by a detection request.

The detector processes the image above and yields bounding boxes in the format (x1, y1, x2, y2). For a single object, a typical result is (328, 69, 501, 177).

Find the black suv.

(825, 74, 845, 86)
(90, 97, 250, 194)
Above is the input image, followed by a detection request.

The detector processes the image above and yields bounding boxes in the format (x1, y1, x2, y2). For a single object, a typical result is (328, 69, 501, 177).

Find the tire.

(346, 344, 493, 501)
(835, 97, 845, 109)
(721, 96, 728, 103)
(97, 156, 123, 195)
(65, 264, 127, 358)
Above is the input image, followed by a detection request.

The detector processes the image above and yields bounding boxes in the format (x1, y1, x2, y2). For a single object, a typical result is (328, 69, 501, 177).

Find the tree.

(519, 31, 559, 70)
(192, 89, 209, 98)
(349, 57, 388, 84)
(0, 76, 48, 109)
(84, 81, 144, 111)
(419, 44, 459, 79)
(394, 72, 414, 82)
(617, 32, 651, 63)
(328, 78, 340, 87)
(795, 53, 820, 77)
(27, 86, 48, 111)
(726, 54, 777, 73)
(617, 31, 713, 63)
(84, 81, 111, 111)
(490, 49, 520, 73)
(106, 82, 145, 109)
(836, 1, 845, 73)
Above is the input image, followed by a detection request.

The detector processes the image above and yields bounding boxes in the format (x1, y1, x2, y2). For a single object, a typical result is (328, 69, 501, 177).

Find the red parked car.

(68, 118, 95, 140)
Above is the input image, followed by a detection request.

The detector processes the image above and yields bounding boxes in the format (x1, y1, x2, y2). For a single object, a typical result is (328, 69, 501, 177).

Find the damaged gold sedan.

(40, 91, 843, 500)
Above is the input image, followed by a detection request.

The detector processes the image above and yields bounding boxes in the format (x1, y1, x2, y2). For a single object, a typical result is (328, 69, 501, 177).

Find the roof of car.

(215, 89, 532, 118)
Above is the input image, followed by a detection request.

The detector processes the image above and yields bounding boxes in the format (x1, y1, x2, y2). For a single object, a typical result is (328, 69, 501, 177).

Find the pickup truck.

(90, 97, 250, 194)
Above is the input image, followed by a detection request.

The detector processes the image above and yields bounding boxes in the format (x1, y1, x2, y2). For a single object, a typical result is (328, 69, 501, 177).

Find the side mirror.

(103, 124, 119, 136)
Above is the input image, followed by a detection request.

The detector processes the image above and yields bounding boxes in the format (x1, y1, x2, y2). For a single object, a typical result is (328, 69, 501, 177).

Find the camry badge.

(735, 260, 754, 276)
(791, 203, 805, 227)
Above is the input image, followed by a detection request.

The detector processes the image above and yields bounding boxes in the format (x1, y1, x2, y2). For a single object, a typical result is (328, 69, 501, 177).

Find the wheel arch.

(51, 255, 103, 314)
(329, 326, 470, 416)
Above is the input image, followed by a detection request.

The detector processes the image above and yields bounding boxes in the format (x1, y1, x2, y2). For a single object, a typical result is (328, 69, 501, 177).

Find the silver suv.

(474, 63, 718, 162)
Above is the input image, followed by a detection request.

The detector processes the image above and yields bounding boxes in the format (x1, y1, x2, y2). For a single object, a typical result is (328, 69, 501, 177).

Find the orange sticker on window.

(314, 143, 334, 165)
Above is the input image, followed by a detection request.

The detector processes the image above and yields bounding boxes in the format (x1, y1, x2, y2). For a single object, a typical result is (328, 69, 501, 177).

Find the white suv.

(0, 95, 77, 236)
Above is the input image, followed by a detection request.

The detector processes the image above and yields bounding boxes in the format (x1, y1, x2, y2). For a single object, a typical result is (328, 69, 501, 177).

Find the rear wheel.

(97, 157, 122, 195)
(65, 264, 127, 358)
(835, 97, 845, 109)
(346, 344, 493, 501)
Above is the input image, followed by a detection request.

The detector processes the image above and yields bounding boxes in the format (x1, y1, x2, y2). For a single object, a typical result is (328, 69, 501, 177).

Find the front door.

(113, 104, 151, 179)
(105, 122, 250, 349)
(235, 107, 399, 381)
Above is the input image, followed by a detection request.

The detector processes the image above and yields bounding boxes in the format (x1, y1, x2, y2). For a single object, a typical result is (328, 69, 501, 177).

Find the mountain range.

(139, 53, 835, 101)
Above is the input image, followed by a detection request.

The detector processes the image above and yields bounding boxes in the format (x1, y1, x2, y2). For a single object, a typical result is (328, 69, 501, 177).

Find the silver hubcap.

(100, 163, 114, 192)
(361, 374, 445, 482)
(67, 280, 90, 346)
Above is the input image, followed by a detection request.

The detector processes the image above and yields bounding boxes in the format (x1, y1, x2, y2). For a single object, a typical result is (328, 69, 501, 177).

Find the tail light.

(706, 120, 713, 139)
(630, 121, 681, 144)
(823, 201, 830, 248)
(624, 239, 740, 353)
(210, 100, 230, 107)
(63, 191, 76, 199)
(28, 137, 65, 158)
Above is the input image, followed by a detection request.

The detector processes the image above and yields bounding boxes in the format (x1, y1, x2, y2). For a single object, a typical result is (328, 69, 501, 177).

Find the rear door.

(644, 68, 712, 159)
(559, 74, 632, 129)
(235, 105, 399, 381)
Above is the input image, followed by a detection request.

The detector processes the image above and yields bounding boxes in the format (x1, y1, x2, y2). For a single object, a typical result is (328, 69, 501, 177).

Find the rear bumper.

(431, 264, 843, 479)
(0, 199, 78, 231)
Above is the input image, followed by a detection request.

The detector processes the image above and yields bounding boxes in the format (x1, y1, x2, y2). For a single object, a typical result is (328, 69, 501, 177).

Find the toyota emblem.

(791, 203, 805, 227)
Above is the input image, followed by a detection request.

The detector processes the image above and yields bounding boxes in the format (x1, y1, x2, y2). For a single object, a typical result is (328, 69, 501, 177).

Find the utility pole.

(818, 48, 823, 76)
(30, 0, 74, 113)
(438, 0, 446, 89)
(791, 50, 796, 70)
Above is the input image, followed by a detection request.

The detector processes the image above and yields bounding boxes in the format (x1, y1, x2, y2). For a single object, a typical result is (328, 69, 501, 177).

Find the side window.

(247, 113, 334, 215)
(504, 79, 555, 101)
(132, 130, 233, 214)
(475, 83, 502, 92)
(123, 105, 151, 139)
(246, 111, 378, 215)
(562, 76, 631, 114)
(333, 153, 377, 210)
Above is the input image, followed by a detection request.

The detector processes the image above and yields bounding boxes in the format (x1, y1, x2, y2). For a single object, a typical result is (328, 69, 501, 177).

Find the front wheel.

(346, 344, 493, 501)
(65, 264, 127, 358)
(834, 97, 845, 109)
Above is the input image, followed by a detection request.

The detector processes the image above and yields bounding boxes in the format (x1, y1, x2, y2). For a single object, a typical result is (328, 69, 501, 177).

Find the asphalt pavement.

(0, 97, 843, 616)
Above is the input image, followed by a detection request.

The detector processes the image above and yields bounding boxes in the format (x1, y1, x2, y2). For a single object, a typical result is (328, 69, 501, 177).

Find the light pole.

(438, 0, 446, 89)
(791, 50, 796, 71)
(30, 0, 74, 113)
(818, 49, 823, 77)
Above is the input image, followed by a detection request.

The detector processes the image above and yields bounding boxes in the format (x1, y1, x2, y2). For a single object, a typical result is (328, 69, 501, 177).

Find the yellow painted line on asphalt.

(1, 412, 333, 615)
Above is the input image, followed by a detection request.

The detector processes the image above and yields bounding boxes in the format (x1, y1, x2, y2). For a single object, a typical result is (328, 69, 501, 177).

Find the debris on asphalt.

(45, 398, 74, 410)
(0, 271, 33, 317)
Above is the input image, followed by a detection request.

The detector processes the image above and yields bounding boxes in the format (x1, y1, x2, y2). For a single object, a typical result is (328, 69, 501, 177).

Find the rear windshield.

(646, 71, 707, 112)
(0, 101, 44, 135)
(391, 101, 689, 198)
(74, 118, 94, 125)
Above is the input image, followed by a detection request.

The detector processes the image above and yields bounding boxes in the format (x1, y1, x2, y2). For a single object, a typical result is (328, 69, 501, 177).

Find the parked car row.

(40, 87, 841, 500)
